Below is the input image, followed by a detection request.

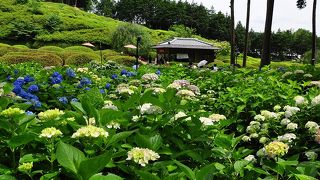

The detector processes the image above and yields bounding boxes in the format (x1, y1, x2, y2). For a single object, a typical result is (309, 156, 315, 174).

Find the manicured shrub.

(12, 45, 29, 49)
(38, 46, 64, 52)
(64, 52, 100, 65)
(0, 52, 63, 66)
(107, 55, 136, 65)
(0, 46, 21, 56)
(64, 46, 94, 52)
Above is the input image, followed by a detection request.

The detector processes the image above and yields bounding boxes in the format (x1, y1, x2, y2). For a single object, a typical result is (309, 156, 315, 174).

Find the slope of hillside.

(0, 0, 176, 47)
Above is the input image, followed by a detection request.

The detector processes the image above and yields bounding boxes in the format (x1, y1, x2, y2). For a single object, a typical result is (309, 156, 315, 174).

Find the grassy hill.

(0, 0, 182, 47)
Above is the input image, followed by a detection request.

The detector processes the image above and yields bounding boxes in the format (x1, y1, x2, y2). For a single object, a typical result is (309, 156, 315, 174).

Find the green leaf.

(19, 154, 46, 163)
(107, 130, 136, 147)
(234, 160, 249, 177)
(89, 173, 123, 180)
(71, 101, 86, 114)
(135, 134, 162, 151)
(136, 170, 160, 180)
(3, 83, 13, 94)
(7, 133, 36, 149)
(277, 160, 299, 167)
(40, 172, 59, 180)
(196, 163, 219, 180)
(214, 134, 232, 150)
(0, 175, 16, 180)
(294, 174, 317, 180)
(18, 114, 35, 125)
(56, 141, 86, 175)
(78, 152, 112, 180)
(173, 160, 196, 180)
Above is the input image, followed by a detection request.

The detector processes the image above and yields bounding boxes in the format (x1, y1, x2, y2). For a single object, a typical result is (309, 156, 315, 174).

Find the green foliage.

(44, 14, 62, 32)
(38, 45, 64, 52)
(64, 46, 94, 53)
(107, 55, 136, 65)
(27, 0, 42, 14)
(169, 24, 195, 38)
(15, 0, 28, 4)
(65, 52, 100, 65)
(111, 23, 152, 57)
(302, 50, 320, 64)
(0, 52, 63, 66)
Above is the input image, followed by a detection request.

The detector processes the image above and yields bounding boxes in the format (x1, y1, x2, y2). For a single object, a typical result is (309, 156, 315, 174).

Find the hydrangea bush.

(1, 62, 320, 179)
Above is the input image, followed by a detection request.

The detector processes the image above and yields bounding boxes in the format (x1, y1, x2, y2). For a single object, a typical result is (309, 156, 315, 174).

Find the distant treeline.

(44, 0, 319, 60)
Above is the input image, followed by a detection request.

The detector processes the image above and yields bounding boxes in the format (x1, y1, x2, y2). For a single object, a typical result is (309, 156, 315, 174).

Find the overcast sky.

(187, 0, 319, 34)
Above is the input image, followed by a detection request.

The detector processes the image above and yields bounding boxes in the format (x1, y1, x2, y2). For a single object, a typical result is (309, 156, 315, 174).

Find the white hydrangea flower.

(38, 109, 64, 121)
(199, 117, 215, 126)
(188, 85, 201, 95)
(140, 103, 162, 115)
(259, 137, 269, 144)
(71, 125, 109, 139)
(102, 100, 118, 110)
(254, 115, 265, 122)
(286, 123, 298, 130)
(167, 83, 181, 90)
(281, 72, 293, 78)
(173, 80, 190, 87)
(280, 118, 291, 126)
(126, 147, 160, 166)
(244, 155, 256, 163)
(87, 117, 96, 126)
(277, 133, 296, 143)
(305, 151, 318, 160)
(303, 74, 313, 78)
(311, 95, 320, 106)
(261, 110, 278, 120)
(152, 88, 166, 94)
(250, 133, 259, 138)
(273, 105, 281, 111)
(173, 111, 191, 121)
(294, 96, 308, 106)
(242, 136, 251, 142)
(283, 106, 300, 118)
(141, 73, 159, 82)
(106, 121, 121, 129)
(294, 70, 304, 74)
(209, 114, 226, 122)
(39, 127, 63, 139)
(132, 115, 139, 122)
(176, 90, 196, 98)
(305, 121, 319, 133)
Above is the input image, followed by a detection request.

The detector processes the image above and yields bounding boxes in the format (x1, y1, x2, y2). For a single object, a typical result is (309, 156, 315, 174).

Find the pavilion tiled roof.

(153, 38, 220, 50)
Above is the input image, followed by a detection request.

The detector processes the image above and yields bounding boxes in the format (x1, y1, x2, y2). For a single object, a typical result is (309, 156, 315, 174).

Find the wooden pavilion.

(153, 38, 220, 64)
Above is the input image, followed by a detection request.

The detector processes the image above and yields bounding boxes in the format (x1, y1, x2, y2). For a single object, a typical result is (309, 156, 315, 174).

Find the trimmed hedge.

(65, 52, 100, 65)
(107, 55, 136, 66)
(38, 46, 64, 52)
(0, 52, 63, 66)
(64, 46, 94, 52)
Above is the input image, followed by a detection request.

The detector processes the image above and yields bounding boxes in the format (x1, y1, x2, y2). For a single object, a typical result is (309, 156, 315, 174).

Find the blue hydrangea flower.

(13, 79, 25, 87)
(24, 75, 34, 83)
(33, 100, 42, 108)
(6, 76, 12, 81)
(120, 69, 127, 76)
(25, 111, 34, 115)
(111, 74, 118, 80)
(58, 97, 68, 104)
(50, 72, 63, 84)
(99, 89, 105, 94)
(156, 70, 161, 75)
(28, 85, 39, 93)
(85, 87, 91, 91)
(105, 83, 111, 89)
(66, 68, 76, 78)
(13, 86, 22, 94)
(71, 98, 78, 102)
(14, 69, 19, 75)
(127, 72, 135, 77)
(80, 77, 92, 86)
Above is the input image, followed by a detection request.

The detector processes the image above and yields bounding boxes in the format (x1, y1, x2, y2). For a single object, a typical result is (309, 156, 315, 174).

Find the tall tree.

(297, 0, 317, 65)
(230, 0, 236, 65)
(260, 0, 275, 67)
(243, 0, 251, 67)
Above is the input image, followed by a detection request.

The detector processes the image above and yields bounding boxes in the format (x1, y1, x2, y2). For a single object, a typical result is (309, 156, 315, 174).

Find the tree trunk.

(230, 0, 236, 65)
(311, 0, 317, 65)
(261, 0, 275, 67)
(243, 0, 251, 67)
(74, 0, 78, 7)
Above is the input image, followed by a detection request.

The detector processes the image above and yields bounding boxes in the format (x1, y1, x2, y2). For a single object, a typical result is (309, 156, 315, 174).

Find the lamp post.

(99, 41, 103, 65)
(135, 36, 142, 70)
